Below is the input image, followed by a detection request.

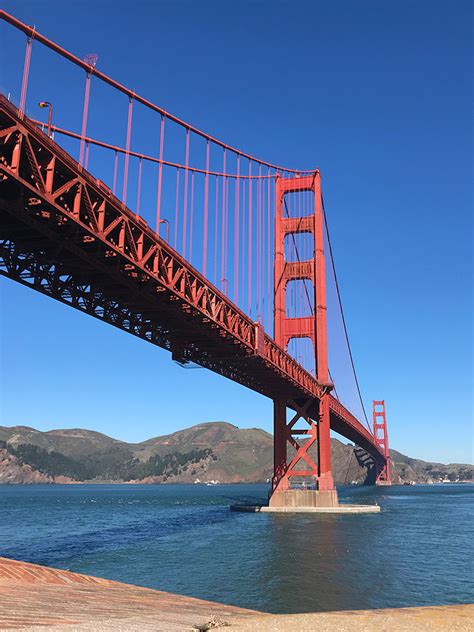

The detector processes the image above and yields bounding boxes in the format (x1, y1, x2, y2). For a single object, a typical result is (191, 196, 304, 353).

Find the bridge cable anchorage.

(321, 193, 370, 429)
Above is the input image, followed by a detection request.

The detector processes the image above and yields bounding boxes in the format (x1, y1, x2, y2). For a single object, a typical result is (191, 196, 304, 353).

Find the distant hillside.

(388, 449, 472, 484)
(0, 422, 471, 485)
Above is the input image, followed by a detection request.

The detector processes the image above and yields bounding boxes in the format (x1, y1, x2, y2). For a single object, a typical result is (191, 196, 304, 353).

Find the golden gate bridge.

(0, 9, 391, 509)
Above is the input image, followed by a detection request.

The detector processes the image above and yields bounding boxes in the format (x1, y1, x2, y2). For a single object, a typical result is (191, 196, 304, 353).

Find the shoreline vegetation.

(1, 422, 472, 486)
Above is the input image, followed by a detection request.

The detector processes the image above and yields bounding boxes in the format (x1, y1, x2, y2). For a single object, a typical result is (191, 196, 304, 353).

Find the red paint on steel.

(203, 141, 210, 276)
(373, 400, 392, 485)
(214, 176, 219, 283)
(136, 157, 143, 217)
(122, 97, 134, 205)
(0, 9, 313, 174)
(267, 170, 271, 330)
(221, 149, 227, 284)
(174, 168, 180, 249)
(271, 174, 335, 494)
(189, 171, 195, 262)
(182, 129, 190, 257)
(0, 2, 392, 488)
(112, 150, 118, 195)
(155, 115, 165, 231)
(248, 161, 252, 315)
(79, 72, 91, 167)
(84, 140, 90, 169)
(19, 33, 33, 114)
(0, 98, 384, 464)
(29, 117, 278, 180)
(314, 173, 329, 383)
(233, 155, 240, 304)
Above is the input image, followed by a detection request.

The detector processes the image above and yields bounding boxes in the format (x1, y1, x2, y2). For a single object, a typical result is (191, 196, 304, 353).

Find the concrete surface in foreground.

(0, 557, 472, 631)
(0, 557, 257, 631)
(229, 605, 474, 631)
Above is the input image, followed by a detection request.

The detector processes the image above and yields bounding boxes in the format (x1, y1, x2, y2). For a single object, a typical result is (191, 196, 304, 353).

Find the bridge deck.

(0, 96, 383, 462)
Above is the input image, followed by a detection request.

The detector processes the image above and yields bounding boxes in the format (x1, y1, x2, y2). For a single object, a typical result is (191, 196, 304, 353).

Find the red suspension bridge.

(0, 10, 391, 507)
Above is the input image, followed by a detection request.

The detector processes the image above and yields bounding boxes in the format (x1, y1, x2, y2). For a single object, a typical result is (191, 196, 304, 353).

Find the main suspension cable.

(322, 193, 370, 428)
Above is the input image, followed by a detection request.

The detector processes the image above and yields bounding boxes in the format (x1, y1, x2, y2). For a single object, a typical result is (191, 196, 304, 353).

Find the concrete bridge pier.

(268, 395, 340, 510)
(268, 489, 338, 509)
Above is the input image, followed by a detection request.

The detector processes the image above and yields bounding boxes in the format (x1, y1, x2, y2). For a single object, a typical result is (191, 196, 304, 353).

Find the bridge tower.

(373, 400, 391, 485)
(270, 172, 337, 508)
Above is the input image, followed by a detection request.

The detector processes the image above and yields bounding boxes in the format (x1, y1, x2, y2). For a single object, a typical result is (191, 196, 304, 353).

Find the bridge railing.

(0, 94, 327, 408)
(0, 9, 317, 344)
(1, 9, 379, 445)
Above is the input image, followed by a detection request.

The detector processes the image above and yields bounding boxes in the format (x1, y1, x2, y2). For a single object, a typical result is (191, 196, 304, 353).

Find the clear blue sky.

(0, 0, 472, 463)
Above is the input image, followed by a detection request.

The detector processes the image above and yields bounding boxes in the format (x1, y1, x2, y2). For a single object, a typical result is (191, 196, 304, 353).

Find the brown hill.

(0, 422, 471, 485)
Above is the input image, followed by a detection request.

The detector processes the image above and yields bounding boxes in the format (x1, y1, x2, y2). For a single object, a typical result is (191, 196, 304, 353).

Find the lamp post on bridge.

(221, 278, 228, 296)
(158, 219, 170, 243)
(38, 101, 53, 137)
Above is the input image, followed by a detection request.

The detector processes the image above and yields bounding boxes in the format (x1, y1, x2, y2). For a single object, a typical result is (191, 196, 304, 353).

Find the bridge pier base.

(269, 489, 338, 509)
(268, 397, 339, 508)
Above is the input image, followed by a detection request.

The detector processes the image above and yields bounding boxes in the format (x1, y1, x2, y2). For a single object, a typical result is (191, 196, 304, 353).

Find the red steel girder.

(373, 400, 392, 485)
(0, 95, 385, 465)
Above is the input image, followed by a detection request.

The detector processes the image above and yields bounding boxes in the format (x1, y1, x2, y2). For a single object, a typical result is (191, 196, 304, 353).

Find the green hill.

(0, 422, 471, 485)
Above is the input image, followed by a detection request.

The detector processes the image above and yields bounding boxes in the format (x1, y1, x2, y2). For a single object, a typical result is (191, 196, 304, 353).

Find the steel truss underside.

(0, 96, 384, 464)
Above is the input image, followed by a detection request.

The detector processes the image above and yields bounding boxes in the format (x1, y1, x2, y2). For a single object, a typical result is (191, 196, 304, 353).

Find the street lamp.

(159, 218, 170, 242)
(38, 101, 53, 137)
(221, 278, 228, 296)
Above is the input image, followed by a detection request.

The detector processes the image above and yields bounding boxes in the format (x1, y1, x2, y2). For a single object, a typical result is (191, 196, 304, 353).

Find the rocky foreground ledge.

(0, 557, 471, 631)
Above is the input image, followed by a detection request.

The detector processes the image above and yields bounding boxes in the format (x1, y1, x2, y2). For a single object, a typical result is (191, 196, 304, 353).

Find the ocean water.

(0, 483, 472, 613)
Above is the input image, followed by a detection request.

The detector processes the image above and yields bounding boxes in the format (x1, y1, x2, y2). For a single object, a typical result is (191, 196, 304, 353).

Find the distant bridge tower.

(373, 400, 391, 485)
(270, 172, 337, 508)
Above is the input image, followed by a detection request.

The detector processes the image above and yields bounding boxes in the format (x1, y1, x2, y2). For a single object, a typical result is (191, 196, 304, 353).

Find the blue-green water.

(1, 483, 472, 613)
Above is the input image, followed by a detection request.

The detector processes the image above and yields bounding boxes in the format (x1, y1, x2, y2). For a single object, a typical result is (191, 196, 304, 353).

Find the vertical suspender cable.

(79, 71, 92, 166)
(248, 160, 252, 315)
(112, 150, 119, 195)
(19, 33, 34, 114)
(84, 141, 90, 169)
(189, 170, 195, 263)
(174, 168, 180, 249)
(257, 163, 263, 320)
(234, 155, 240, 304)
(182, 129, 190, 257)
(261, 165, 264, 319)
(221, 149, 227, 283)
(267, 167, 273, 331)
(322, 194, 370, 428)
(262, 169, 265, 322)
(241, 179, 246, 309)
(214, 176, 219, 283)
(122, 95, 134, 204)
(156, 114, 165, 231)
(203, 141, 210, 275)
(136, 157, 143, 217)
